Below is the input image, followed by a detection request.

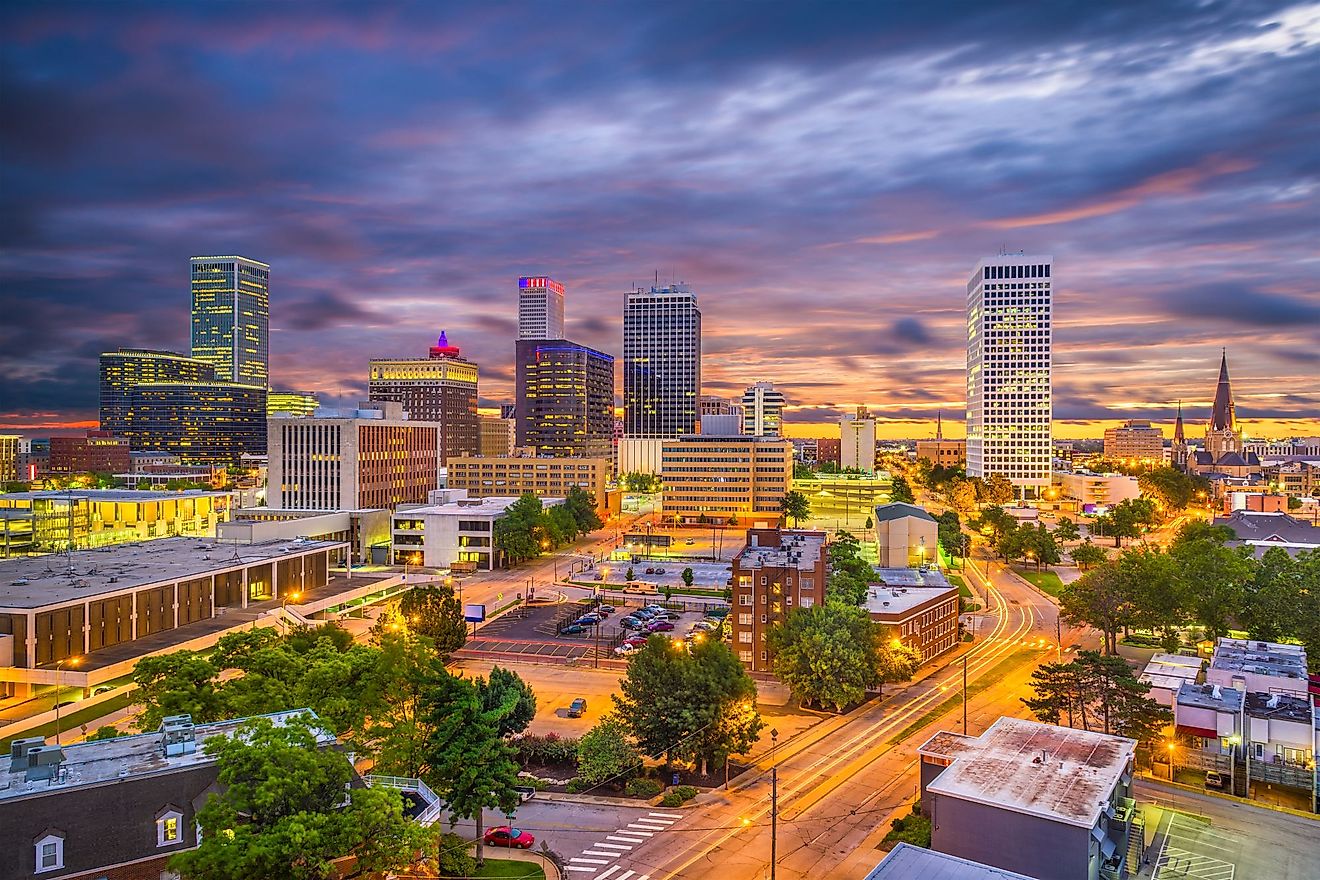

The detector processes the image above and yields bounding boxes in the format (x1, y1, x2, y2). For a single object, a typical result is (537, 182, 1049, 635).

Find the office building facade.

(392, 490, 564, 569)
(99, 348, 218, 437)
(267, 390, 319, 418)
(368, 332, 479, 463)
(730, 528, 827, 671)
(446, 455, 610, 515)
(623, 283, 701, 438)
(189, 255, 270, 386)
(1103, 420, 1164, 464)
(865, 568, 960, 663)
(47, 431, 132, 475)
(268, 404, 443, 511)
(0, 436, 22, 483)
(660, 436, 793, 524)
(518, 275, 566, 339)
(479, 415, 516, 458)
(125, 382, 267, 466)
(966, 255, 1053, 498)
(741, 381, 786, 437)
(840, 407, 877, 472)
(514, 339, 615, 458)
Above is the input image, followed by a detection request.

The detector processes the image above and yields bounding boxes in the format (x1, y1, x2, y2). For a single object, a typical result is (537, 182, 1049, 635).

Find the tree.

(994, 523, 1028, 562)
(576, 715, 641, 785)
(864, 515, 874, 531)
(1138, 467, 1196, 511)
(613, 638, 762, 775)
(88, 725, 124, 741)
(1071, 540, 1108, 571)
(1022, 523, 1061, 570)
(132, 651, 224, 730)
(621, 472, 660, 493)
(1022, 651, 1170, 743)
(493, 493, 544, 566)
(946, 478, 980, 514)
(971, 506, 1015, 547)
(626, 566, 635, 581)
(768, 604, 918, 711)
(1170, 526, 1254, 640)
(980, 473, 1015, 505)
(1059, 563, 1134, 654)
(563, 485, 604, 533)
(780, 490, 811, 526)
(397, 584, 467, 657)
(889, 476, 916, 504)
(1103, 498, 1159, 547)
(476, 666, 537, 738)
(681, 567, 695, 587)
(936, 511, 963, 560)
(825, 531, 873, 606)
(1054, 517, 1080, 543)
(419, 672, 522, 867)
(171, 714, 429, 880)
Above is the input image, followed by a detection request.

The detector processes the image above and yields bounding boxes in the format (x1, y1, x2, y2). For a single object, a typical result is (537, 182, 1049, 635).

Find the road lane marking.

(626, 824, 661, 832)
(615, 872, 636, 880)
(571, 858, 610, 865)
(648, 812, 683, 819)
(631, 820, 670, 828)
(602, 838, 636, 846)
(582, 851, 619, 858)
(596, 868, 623, 880)
(565, 868, 598, 874)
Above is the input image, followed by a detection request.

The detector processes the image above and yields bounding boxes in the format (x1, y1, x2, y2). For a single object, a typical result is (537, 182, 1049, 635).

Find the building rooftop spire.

(1210, 350, 1235, 431)
(1173, 400, 1185, 443)
(936, 409, 943, 440)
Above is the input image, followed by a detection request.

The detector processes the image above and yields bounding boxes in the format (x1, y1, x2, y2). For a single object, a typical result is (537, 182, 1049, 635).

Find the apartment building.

(660, 435, 793, 525)
(729, 528, 827, 672)
(446, 455, 610, 515)
(47, 431, 132, 475)
(1102, 420, 1164, 464)
(864, 568, 960, 663)
(391, 490, 564, 569)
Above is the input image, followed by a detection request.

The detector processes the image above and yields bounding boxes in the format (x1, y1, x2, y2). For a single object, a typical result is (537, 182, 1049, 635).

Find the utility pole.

(1056, 611, 1062, 662)
(962, 656, 968, 732)
(770, 728, 779, 880)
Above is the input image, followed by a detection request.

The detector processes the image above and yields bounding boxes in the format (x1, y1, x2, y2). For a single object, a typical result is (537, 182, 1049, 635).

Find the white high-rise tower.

(517, 276, 566, 339)
(741, 381, 786, 437)
(966, 254, 1053, 499)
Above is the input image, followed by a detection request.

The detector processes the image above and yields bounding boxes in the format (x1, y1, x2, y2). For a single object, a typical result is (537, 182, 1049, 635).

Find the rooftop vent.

(160, 713, 197, 757)
(23, 745, 66, 782)
(8, 736, 46, 772)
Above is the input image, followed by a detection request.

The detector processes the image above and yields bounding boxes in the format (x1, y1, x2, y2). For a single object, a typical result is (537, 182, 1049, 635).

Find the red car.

(484, 826, 536, 849)
(646, 620, 675, 632)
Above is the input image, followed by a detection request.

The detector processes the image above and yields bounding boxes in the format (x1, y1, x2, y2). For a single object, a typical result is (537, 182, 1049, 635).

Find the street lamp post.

(279, 591, 302, 632)
(53, 655, 81, 746)
(770, 727, 779, 880)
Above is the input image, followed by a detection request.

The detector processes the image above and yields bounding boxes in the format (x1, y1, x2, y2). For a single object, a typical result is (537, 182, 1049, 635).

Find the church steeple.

(1173, 400, 1185, 443)
(936, 409, 943, 440)
(1210, 349, 1235, 432)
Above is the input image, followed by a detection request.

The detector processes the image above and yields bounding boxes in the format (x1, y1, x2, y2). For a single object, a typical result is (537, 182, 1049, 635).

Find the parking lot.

(588, 559, 733, 591)
(1152, 811, 1238, 880)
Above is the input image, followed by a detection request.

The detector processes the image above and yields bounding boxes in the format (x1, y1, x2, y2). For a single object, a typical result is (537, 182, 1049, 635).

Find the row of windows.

(984, 263, 1050, 279)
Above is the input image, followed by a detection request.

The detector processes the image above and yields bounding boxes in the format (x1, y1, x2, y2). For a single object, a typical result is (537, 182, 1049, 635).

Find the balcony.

(366, 774, 445, 825)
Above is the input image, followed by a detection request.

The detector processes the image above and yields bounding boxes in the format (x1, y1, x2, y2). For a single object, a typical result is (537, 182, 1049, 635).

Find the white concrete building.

(840, 408, 876, 472)
(517, 276, 565, 339)
(966, 255, 1053, 499)
(1055, 471, 1141, 509)
(391, 489, 563, 569)
(740, 381, 786, 437)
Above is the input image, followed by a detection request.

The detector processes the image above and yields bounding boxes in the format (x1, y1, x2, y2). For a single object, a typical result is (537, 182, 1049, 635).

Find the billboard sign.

(463, 604, 487, 623)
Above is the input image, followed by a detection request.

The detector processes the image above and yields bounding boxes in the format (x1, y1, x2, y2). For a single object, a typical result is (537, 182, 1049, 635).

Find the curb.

(1136, 774, 1318, 822)
(536, 791, 653, 808)
(473, 846, 562, 880)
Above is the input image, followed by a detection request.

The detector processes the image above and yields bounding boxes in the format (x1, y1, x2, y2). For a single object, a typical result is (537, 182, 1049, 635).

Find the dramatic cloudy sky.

(2, 1, 1318, 439)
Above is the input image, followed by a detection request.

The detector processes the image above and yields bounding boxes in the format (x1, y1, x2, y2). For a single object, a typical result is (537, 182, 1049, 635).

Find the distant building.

(220, 508, 391, 566)
(1056, 471, 1141, 509)
(840, 407, 877, 473)
(0, 435, 18, 483)
(730, 528, 827, 672)
(864, 568, 959, 663)
(368, 331, 479, 463)
(189, 255, 270, 386)
(446, 455, 612, 517)
(815, 437, 841, 467)
(479, 414, 516, 458)
(514, 339, 614, 458)
(698, 414, 742, 437)
(660, 436, 792, 525)
(1187, 353, 1261, 479)
(16, 439, 49, 480)
(966, 255, 1053, 499)
(517, 275, 566, 339)
(0, 709, 339, 880)
(47, 431, 132, 475)
(918, 717, 1137, 880)
(1262, 460, 1319, 497)
(915, 412, 966, 468)
(1103, 420, 1164, 465)
(125, 381, 267, 466)
(1171, 402, 1189, 471)
(700, 395, 741, 416)
(99, 348, 217, 437)
(865, 843, 1038, 880)
(1245, 437, 1320, 461)
(1137, 652, 1204, 707)
(792, 472, 893, 522)
(267, 389, 319, 418)
(267, 402, 443, 510)
(623, 283, 701, 439)
(741, 381, 786, 437)
(1215, 510, 1320, 558)
(392, 489, 564, 569)
(872, 502, 938, 568)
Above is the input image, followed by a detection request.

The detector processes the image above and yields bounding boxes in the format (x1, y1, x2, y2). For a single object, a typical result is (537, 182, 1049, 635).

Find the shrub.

(659, 791, 683, 807)
(890, 817, 906, 832)
(514, 732, 582, 766)
(565, 778, 590, 793)
(437, 832, 476, 879)
(625, 777, 664, 798)
(658, 784, 698, 807)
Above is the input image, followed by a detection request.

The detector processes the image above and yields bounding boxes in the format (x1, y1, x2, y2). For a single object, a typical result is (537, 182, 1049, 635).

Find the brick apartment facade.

(865, 569, 960, 663)
(48, 432, 132, 475)
(730, 528, 827, 672)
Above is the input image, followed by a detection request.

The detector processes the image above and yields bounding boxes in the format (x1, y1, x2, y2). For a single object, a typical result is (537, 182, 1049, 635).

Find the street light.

(280, 591, 302, 631)
(770, 727, 779, 880)
(53, 655, 81, 746)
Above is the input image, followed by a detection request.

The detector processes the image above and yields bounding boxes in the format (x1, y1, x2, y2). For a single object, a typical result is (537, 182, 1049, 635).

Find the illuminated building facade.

(0, 436, 18, 483)
(189, 255, 270, 386)
(367, 332, 479, 463)
(0, 489, 232, 558)
(267, 390, 319, 418)
(514, 339, 614, 458)
(479, 415, 516, 457)
(841, 407, 877, 472)
(268, 403, 443, 510)
(623, 283, 701, 438)
(660, 436, 793, 524)
(966, 255, 1053, 499)
(730, 528, 828, 671)
(447, 455, 611, 515)
(48, 431, 132, 475)
(1103, 420, 1164, 464)
(125, 382, 267, 466)
(741, 381, 786, 437)
(99, 348, 217, 437)
(518, 275, 566, 339)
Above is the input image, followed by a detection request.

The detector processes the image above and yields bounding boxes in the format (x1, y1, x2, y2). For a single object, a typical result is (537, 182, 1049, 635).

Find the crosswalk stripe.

(571, 858, 610, 865)
(635, 875, 650, 880)
(616, 872, 636, 880)
(596, 868, 622, 880)
(625, 825, 659, 833)
(565, 868, 598, 874)
(649, 812, 683, 819)
(613, 832, 649, 840)
(604, 837, 637, 845)
(582, 851, 619, 858)
(595, 842, 631, 850)
(631, 821, 669, 829)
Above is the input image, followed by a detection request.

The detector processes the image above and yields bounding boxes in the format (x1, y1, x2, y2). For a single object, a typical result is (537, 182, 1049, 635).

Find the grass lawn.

(881, 808, 932, 849)
(1, 690, 138, 751)
(474, 859, 546, 879)
(945, 573, 973, 600)
(1013, 567, 1065, 597)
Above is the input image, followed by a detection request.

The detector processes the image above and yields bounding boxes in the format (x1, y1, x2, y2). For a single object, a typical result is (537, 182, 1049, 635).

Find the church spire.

(936, 409, 943, 440)
(1210, 349, 1235, 431)
(1173, 400, 1185, 443)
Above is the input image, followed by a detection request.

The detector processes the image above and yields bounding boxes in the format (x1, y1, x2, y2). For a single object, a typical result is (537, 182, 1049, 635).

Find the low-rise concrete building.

(1055, 471, 1141, 509)
(729, 528, 827, 672)
(792, 472, 893, 524)
(1138, 653, 1204, 708)
(865, 843, 1038, 880)
(660, 436, 792, 525)
(391, 489, 563, 570)
(446, 455, 612, 517)
(220, 508, 391, 565)
(918, 717, 1138, 880)
(1215, 511, 1320, 558)
(915, 438, 967, 469)
(871, 502, 938, 568)
(1206, 637, 1309, 697)
(864, 568, 959, 663)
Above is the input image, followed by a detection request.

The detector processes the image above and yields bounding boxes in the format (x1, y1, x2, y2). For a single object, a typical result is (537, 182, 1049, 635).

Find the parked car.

(647, 620, 675, 633)
(706, 605, 730, 618)
(622, 636, 649, 647)
(484, 826, 536, 849)
(573, 615, 601, 626)
(634, 608, 659, 619)
(559, 624, 587, 635)
(614, 643, 640, 656)
(645, 567, 657, 574)
(568, 698, 588, 718)
(597, 604, 616, 614)
(1205, 771, 1229, 790)
(654, 567, 666, 575)
(645, 604, 667, 612)
(685, 538, 695, 545)
(691, 621, 717, 632)
(620, 618, 645, 630)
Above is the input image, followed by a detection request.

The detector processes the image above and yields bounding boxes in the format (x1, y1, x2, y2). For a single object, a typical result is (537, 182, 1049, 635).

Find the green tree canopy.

(397, 584, 467, 657)
(825, 530, 873, 605)
(1022, 651, 1171, 744)
(889, 476, 916, 504)
(780, 490, 811, 526)
(979, 473, 1015, 505)
(1059, 563, 1133, 654)
(563, 485, 604, 533)
(576, 714, 641, 785)
(1053, 516, 1081, 543)
(1070, 539, 1108, 571)
(476, 666, 537, 738)
(493, 493, 545, 566)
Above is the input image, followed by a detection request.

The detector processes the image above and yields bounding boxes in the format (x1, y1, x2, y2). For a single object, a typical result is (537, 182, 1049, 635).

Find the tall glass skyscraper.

(518, 276, 566, 339)
(190, 255, 270, 386)
(966, 254, 1053, 499)
(514, 339, 614, 458)
(99, 348, 217, 436)
(623, 283, 701, 437)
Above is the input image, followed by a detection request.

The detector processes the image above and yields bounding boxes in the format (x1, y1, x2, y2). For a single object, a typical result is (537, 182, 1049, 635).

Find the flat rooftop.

(0, 489, 230, 503)
(735, 530, 825, 570)
(1140, 653, 1204, 691)
(1210, 638, 1308, 682)
(1245, 690, 1317, 726)
(919, 716, 1135, 828)
(0, 709, 330, 802)
(398, 496, 563, 517)
(864, 568, 955, 615)
(1176, 682, 1244, 713)
(0, 537, 346, 609)
(865, 843, 1038, 880)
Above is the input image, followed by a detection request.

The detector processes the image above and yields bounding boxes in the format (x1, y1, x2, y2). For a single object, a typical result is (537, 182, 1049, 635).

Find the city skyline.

(2, 2, 1318, 439)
